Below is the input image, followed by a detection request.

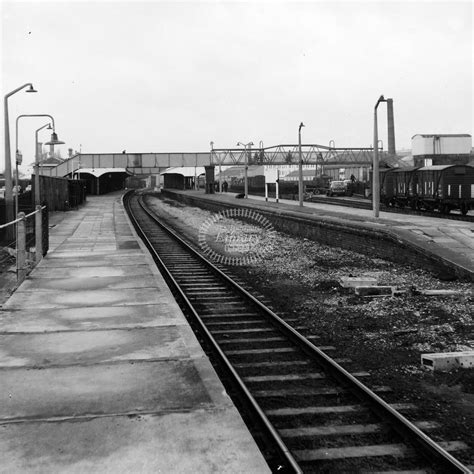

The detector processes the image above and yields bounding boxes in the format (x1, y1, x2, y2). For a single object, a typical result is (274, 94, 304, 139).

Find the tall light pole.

(34, 123, 52, 206)
(259, 140, 264, 165)
(212, 141, 222, 193)
(15, 114, 58, 217)
(298, 122, 305, 207)
(34, 124, 64, 206)
(373, 95, 388, 218)
(78, 144, 82, 180)
(4, 83, 37, 235)
(209, 141, 214, 164)
(237, 141, 253, 199)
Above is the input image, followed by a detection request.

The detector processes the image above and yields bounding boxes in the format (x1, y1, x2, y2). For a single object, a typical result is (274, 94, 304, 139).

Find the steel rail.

(124, 191, 302, 474)
(129, 191, 471, 474)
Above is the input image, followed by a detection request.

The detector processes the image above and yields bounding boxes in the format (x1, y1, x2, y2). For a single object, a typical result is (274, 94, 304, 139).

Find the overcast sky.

(1, 0, 472, 174)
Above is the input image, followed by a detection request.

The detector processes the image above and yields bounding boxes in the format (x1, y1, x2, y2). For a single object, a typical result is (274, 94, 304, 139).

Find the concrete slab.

(419, 289, 465, 297)
(431, 238, 460, 245)
(0, 358, 228, 421)
(0, 412, 270, 473)
(0, 304, 184, 332)
(340, 277, 378, 288)
(19, 275, 157, 291)
(3, 288, 167, 309)
(355, 286, 394, 296)
(421, 351, 474, 371)
(0, 326, 203, 368)
(420, 229, 445, 238)
(45, 250, 143, 259)
(30, 265, 153, 279)
(39, 255, 149, 268)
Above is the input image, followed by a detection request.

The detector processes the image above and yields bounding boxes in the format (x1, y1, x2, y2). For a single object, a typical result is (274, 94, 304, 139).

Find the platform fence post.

(35, 205, 43, 263)
(17, 212, 26, 281)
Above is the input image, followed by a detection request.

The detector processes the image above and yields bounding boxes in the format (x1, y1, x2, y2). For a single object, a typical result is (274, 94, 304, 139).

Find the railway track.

(125, 191, 471, 473)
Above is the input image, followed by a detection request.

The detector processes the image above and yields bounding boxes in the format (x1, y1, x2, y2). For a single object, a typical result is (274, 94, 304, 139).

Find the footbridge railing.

(39, 145, 381, 178)
(210, 144, 379, 168)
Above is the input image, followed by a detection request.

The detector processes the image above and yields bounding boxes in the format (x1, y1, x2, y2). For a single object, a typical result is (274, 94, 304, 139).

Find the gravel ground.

(144, 192, 474, 464)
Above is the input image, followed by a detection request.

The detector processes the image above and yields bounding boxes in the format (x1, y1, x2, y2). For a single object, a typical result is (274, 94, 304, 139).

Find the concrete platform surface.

(0, 192, 270, 473)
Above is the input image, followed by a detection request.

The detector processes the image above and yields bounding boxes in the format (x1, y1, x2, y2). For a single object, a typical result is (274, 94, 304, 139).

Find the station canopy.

(76, 168, 128, 177)
(160, 167, 205, 177)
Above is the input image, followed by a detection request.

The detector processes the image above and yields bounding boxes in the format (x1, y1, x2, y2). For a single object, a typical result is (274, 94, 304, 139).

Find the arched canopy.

(74, 167, 129, 178)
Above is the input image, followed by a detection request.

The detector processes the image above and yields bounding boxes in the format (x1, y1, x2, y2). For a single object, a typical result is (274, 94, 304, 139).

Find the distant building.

(160, 166, 205, 190)
(39, 156, 64, 170)
(412, 134, 472, 167)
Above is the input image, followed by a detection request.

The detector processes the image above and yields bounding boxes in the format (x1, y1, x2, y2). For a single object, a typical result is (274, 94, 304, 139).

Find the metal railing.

(0, 205, 48, 284)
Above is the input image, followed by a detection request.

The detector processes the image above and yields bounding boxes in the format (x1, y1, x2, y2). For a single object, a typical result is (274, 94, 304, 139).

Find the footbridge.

(38, 144, 382, 192)
(40, 144, 379, 178)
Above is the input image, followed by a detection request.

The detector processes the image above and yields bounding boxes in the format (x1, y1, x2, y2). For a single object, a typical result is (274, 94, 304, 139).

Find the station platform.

(164, 189, 474, 281)
(0, 192, 270, 473)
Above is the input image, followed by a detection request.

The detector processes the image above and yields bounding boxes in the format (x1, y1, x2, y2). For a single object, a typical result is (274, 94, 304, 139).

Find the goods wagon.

(381, 165, 474, 214)
(414, 165, 474, 214)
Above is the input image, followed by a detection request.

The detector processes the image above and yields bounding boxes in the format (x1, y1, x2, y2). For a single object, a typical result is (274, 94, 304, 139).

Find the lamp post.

(34, 123, 52, 206)
(211, 141, 222, 193)
(259, 140, 264, 165)
(373, 95, 388, 218)
(4, 83, 37, 236)
(15, 114, 58, 217)
(298, 122, 305, 207)
(78, 144, 82, 180)
(34, 124, 65, 206)
(209, 141, 214, 164)
(237, 141, 253, 199)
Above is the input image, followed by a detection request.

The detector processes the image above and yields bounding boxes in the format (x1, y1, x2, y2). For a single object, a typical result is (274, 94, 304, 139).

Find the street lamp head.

(26, 85, 37, 93)
(375, 94, 388, 110)
(45, 132, 65, 146)
(299, 122, 305, 131)
(47, 123, 52, 130)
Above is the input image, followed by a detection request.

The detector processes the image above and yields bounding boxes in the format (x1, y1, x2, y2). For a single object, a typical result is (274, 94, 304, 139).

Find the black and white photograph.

(1, 0, 473, 472)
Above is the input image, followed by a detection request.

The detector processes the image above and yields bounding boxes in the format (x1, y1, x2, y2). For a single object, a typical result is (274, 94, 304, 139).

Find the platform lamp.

(373, 95, 388, 218)
(237, 141, 253, 199)
(4, 83, 37, 239)
(35, 125, 65, 206)
(15, 114, 57, 218)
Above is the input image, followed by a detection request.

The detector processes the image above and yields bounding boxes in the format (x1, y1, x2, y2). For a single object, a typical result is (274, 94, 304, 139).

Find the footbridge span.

(39, 144, 380, 192)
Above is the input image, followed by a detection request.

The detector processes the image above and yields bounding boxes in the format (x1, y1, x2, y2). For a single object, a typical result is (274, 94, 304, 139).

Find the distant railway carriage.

(379, 165, 474, 214)
(380, 167, 420, 208)
(415, 165, 474, 214)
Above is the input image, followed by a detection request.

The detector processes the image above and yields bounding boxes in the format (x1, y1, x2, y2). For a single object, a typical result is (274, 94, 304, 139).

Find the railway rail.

(125, 191, 471, 473)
